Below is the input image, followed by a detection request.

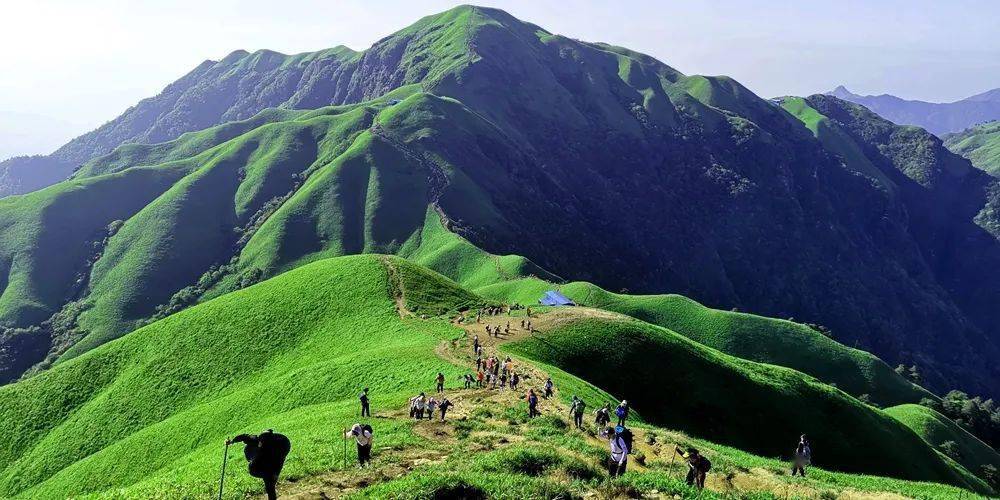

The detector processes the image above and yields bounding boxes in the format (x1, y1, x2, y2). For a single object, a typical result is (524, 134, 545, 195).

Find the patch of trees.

(920, 390, 1000, 452)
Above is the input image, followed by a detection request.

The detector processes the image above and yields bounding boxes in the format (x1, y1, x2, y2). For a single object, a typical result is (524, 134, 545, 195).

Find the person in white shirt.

(345, 423, 374, 467)
(604, 426, 629, 477)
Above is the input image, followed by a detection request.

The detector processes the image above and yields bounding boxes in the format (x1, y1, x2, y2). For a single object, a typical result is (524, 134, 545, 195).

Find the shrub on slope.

(886, 403, 1000, 481)
(503, 312, 983, 490)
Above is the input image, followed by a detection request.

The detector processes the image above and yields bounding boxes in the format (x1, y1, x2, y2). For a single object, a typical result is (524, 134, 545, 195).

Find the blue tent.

(539, 290, 575, 306)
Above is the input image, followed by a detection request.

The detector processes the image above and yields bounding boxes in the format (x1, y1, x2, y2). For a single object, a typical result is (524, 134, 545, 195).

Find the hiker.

(595, 403, 611, 427)
(791, 434, 811, 477)
(345, 423, 374, 467)
(409, 392, 426, 419)
(676, 447, 711, 489)
(526, 320, 533, 332)
(477, 369, 485, 388)
(436, 372, 445, 394)
(427, 397, 438, 420)
(527, 389, 540, 418)
(570, 396, 586, 429)
(510, 372, 520, 391)
(227, 429, 291, 500)
(359, 387, 371, 418)
(521, 318, 526, 328)
(543, 378, 554, 399)
(615, 400, 629, 426)
(473, 334, 480, 352)
(604, 425, 630, 478)
(464, 373, 473, 389)
(439, 398, 454, 421)
(475, 354, 482, 371)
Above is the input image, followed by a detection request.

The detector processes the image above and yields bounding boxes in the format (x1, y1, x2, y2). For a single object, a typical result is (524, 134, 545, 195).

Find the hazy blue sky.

(2, 0, 998, 159)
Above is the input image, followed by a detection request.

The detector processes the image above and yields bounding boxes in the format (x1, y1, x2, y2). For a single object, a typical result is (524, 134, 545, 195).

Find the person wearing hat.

(675, 446, 711, 489)
(345, 423, 374, 467)
(605, 425, 630, 477)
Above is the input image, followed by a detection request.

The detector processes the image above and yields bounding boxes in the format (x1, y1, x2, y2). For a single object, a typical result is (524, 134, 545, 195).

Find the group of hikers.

(219, 308, 814, 498)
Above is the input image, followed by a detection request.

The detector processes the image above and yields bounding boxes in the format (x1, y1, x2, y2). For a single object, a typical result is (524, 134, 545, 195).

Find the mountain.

(828, 85, 1000, 136)
(2, 6, 1000, 401)
(0, 254, 989, 498)
(945, 121, 1000, 175)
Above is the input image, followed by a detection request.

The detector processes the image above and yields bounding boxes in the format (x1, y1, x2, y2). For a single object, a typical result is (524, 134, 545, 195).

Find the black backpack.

(619, 427, 634, 454)
(698, 456, 712, 473)
(361, 424, 373, 435)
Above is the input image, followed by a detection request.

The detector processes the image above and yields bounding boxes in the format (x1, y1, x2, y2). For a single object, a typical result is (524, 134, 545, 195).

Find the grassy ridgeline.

(477, 278, 930, 408)
(0, 255, 474, 498)
(502, 312, 983, 490)
(886, 403, 1000, 480)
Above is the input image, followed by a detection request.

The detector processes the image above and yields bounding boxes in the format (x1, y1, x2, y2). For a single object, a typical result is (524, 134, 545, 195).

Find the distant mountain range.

(828, 85, 1000, 136)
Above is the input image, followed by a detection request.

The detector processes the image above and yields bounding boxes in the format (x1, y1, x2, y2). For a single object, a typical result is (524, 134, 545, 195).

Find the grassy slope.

(886, 403, 1000, 478)
(501, 312, 980, 489)
(477, 278, 931, 407)
(945, 121, 1000, 176)
(0, 255, 476, 498)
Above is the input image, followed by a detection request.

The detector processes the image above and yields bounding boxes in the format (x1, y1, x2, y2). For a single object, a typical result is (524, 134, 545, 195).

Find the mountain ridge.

(827, 85, 1000, 135)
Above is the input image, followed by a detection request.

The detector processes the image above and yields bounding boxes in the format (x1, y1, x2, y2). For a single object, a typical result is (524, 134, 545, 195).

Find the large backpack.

(698, 455, 712, 473)
(361, 424, 373, 435)
(615, 405, 627, 419)
(619, 427, 634, 454)
(248, 431, 291, 478)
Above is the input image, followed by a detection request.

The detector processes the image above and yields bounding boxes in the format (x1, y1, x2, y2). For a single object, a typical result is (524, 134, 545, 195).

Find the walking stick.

(343, 427, 348, 469)
(217, 441, 230, 500)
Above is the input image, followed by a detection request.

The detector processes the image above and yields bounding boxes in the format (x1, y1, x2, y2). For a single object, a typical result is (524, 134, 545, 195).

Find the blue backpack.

(616, 405, 627, 418)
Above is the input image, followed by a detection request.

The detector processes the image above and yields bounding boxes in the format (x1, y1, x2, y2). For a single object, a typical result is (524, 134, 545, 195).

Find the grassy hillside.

(502, 311, 977, 488)
(886, 403, 1000, 480)
(477, 278, 931, 407)
(0, 254, 990, 498)
(945, 121, 1000, 176)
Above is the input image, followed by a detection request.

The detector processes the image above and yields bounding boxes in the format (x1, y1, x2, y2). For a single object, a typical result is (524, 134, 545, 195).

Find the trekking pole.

(217, 441, 230, 500)
(343, 428, 348, 469)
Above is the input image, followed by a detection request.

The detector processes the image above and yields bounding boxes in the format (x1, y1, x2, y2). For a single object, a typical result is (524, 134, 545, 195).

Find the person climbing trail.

(791, 434, 811, 477)
(615, 400, 629, 426)
(477, 370, 485, 388)
(475, 354, 482, 371)
(510, 372, 520, 391)
(595, 403, 611, 427)
(359, 387, 370, 418)
(409, 393, 426, 419)
(604, 425, 630, 477)
(473, 334, 480, 352)
(227, 429, 291, 500)
(676, 446, 711, 489)
(439, 398, 454, 421)
(464, 373, 473, 389)
(345, 423, 373, 467)
(527, 389, 540, 418)
(543, 377, 554, 399)
(427, 397, 437, 420)
(435, 372, 445, 394)
(570, 396, 587, 429)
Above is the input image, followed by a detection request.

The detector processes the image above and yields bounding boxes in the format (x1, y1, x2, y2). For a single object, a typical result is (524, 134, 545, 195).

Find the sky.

(1, 0, 998, 159)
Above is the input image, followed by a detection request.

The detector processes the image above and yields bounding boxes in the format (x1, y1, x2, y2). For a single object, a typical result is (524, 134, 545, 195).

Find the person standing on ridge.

(227, 429, 291, 500)
(359, 387, 370, 418)
(791, 434, 811, 477)
(615, 400, 629, 426)
(345, 423, 373, 467)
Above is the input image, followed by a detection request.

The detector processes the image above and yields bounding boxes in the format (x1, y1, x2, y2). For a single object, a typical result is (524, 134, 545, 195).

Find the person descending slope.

(676, 446, 711, 489)
(439, 398, 454, 421)
(595, 403, 611, 428)
(791, 434, 811, 477)
(615, 400, 629, 425)
(359, 387, 370, 417)
(604, 425, 630, 477)
(227, 429, 291, 500)
(543, 377, 554, 398)
(345, 423, 374, 467)
(569, 396, 587, 429)
(427, 397, 438, 420)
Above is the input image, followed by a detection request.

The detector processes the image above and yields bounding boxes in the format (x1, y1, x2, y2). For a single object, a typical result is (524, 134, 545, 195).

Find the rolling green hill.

(945, 121, 1000, 176)
(886, 404, 1000, 481)
(0, 254, 990, 498)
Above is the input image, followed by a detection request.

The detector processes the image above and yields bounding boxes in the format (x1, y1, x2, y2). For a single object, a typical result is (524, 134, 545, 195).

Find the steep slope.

(0, 254, 988, 498)
(886, 404, 1000, 483)
(477, 278, 932, 407)
(2, 6, 1000, 399)
(945, 121, 1000, 175)
(828, 85, 1000, 135)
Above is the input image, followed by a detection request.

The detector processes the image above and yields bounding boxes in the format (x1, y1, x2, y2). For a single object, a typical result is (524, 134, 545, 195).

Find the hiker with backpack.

(676, 446, 711, 489)
(791, 434, 811, 477)
(463, 373, 473, 389)
(476, 369, 485, 388)
(615, 400, 629, 425)
(345, 423, 374, 467)
(543, 378, 554, 398)
(439, 398, 454, 421)
(603, 425, 631, 477)
(226, 429, 291, 500)
(435, 372, 445, 394)
(527, 389, 540, 418)
(569, 396, 587, 429)
(510, 372, 520, 391)
(359, 387, 371, 417)
(595, 403, 611, 427)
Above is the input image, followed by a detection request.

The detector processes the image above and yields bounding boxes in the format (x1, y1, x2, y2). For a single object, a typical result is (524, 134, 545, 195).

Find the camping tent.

(538, 290, 575, 306)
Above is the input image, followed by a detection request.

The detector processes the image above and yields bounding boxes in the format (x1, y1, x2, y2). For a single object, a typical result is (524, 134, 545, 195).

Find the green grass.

(945, 120, 1000, 176)
(502, 312, 986, 491)
(886, 403, 1000, 479)
(477, 278, 931, 407)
